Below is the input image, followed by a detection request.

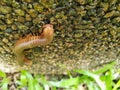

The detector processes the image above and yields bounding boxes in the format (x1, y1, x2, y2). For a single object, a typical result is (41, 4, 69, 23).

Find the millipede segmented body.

(13, 24, 54, 65)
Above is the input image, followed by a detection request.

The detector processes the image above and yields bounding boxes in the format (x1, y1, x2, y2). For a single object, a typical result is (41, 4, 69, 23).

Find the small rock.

(0, 6, 12, 14)
(28, 9, 38, 18)
(11, 0, 20, 8)
(100, 2, 109, 12)
(14, 34, 20, 38)
(110, 30, 116, 36)
(117, 4, 120, 11)
(11, 24, 17, 30)
(8, 43, 13, 46)
(24, 0, 34, 3)
(6, 18, 13, 24)
(104, 11, 115, 18)
(5, 28, 13, 33)
(2, 38, 9, 43)
(33, 3, 44, 13)
(3, 46, 11, 52)
(0, 15, 5, 19)
(14, 9, 25, 16)
(0, 47, 4, 51)
(17, 16, 25, 23)
(17, 24, 28, 30)
(0, 25, 7, 30)
(25, 14, 32, 21)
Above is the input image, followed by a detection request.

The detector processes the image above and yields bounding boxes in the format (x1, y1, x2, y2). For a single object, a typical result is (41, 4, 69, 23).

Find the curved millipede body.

(13, 24, 54, 65)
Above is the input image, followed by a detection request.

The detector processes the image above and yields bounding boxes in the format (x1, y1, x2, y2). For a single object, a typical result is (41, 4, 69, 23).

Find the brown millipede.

(13, 24, 54, 65)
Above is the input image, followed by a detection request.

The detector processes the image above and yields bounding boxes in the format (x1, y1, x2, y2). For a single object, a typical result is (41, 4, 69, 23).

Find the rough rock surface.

(0, 0, 120, 74)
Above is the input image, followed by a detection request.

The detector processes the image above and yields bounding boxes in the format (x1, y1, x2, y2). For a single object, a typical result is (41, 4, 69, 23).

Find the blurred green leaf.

(1, 83, 8, 90)
(75, 70, 106, 90)
(113, 80, 120, 90)
(20, 71, 27, 86)
(1, 78, 9, 90)
(33, 78, 43, 90)
(49, 77, 80, 88)
(94, 61, 115, 74)
(0, 71, 6, 78)
(87, 82, 100, 90)
(105, 71, 113, 90)
(22, 70, 34, 90)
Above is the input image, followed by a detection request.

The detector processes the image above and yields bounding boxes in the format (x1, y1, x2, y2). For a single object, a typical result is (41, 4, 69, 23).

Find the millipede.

(13, 24, 54, 66)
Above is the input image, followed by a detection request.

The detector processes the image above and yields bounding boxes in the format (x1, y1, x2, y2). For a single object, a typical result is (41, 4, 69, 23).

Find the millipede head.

(43, 24, 53, 29)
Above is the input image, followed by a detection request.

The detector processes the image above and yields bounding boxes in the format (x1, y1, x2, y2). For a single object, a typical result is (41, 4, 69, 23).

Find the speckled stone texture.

(0, 0, 120, 74)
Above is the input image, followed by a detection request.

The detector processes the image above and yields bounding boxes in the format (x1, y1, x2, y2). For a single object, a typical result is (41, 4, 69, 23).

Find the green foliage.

(0, 71, 10, 90)
(0, 61, 120, 90)
(16, 70, 43, 90)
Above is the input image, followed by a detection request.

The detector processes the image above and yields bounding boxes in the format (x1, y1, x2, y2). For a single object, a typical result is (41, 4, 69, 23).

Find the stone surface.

(0, 0, 119, 74)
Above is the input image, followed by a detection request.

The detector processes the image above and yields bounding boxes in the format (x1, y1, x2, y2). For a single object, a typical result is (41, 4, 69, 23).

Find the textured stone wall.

(0, 0, 120, 74)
